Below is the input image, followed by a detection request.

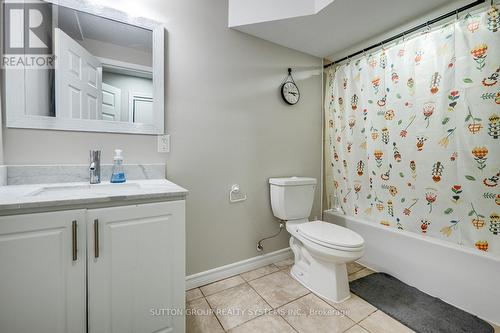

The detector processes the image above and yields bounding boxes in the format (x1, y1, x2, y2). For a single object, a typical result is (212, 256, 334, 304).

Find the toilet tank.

(269, 177, 317, 220)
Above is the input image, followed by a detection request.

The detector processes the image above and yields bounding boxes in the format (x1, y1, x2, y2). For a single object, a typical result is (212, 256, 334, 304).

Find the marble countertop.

(0, 179, 188, 212)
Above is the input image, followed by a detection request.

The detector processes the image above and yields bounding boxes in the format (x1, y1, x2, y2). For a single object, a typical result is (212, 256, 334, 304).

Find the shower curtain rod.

(324, 0, 486, 69)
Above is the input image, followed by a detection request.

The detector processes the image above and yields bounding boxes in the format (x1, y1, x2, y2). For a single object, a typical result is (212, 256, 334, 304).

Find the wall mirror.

(2, 0, 164, 134)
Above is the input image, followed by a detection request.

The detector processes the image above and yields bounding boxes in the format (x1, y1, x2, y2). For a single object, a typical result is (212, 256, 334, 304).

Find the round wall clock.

(281, 68, 300, 105)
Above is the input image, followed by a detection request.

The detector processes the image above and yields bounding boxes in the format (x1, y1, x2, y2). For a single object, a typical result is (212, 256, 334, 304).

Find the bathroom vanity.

(0, 179, 187, 333)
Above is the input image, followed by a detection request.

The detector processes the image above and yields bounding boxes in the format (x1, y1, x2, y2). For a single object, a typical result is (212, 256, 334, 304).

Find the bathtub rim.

(323, 209, 500, 262)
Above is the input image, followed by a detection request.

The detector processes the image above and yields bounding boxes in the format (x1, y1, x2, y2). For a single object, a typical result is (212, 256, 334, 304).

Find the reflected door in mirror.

(55, 28, 102, 120)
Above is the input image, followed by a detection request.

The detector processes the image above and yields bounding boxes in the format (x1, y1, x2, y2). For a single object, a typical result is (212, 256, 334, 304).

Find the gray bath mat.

(349, 273, 493, 333)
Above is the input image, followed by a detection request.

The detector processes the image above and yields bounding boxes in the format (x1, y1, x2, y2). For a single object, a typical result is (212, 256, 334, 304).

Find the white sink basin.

(28, 182, 142, 197)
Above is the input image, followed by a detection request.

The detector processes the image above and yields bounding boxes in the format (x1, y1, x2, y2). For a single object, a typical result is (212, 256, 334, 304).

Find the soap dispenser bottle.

(110, 149, 126, 183)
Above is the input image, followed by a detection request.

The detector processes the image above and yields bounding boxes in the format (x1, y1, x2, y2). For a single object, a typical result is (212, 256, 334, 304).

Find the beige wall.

(1, 0, 322, 275)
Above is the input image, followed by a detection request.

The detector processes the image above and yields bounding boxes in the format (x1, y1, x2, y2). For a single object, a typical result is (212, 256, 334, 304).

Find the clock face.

(281, 81, 300, 105)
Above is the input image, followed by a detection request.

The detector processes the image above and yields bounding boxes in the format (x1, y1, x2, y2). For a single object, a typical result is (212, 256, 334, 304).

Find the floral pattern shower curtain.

(325, 5, 500, 256)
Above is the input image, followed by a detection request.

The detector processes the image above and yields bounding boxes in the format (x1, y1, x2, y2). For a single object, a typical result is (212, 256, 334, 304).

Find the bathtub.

(323, 209, 500, 326)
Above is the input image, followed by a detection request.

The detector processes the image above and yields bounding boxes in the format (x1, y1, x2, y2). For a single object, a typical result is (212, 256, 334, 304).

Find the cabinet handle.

(72, 220, 77, 261)
(94, 219, 99, 258)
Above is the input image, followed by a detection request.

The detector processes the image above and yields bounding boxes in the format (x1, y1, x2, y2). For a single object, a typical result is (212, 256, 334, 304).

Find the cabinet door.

(87, 201, 185, 333)
(0, 210, 86, 333)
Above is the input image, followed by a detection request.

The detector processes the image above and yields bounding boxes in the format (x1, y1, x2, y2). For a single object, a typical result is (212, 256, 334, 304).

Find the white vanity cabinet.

(0, 209, 87, 333)
(87, 201, 185, 333)
(0, 200, 185, 333)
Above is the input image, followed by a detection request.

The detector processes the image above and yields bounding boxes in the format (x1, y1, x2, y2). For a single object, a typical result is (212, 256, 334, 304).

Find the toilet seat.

(296, 221, 364, 251)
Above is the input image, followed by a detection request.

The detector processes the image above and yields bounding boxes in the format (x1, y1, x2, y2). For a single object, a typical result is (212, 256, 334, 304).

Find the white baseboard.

(186, 247, 292, 290)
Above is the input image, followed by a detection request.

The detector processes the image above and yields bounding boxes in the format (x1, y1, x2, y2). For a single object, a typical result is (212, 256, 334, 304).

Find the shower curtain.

(325, 5, 500, 256)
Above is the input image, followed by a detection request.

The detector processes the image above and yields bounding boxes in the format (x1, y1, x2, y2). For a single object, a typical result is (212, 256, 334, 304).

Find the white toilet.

(269, 176, 364, 303)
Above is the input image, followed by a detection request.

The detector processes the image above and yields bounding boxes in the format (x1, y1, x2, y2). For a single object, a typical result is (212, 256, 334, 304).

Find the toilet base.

(289, 235, 362, 303)
(291, 260, 351, 303)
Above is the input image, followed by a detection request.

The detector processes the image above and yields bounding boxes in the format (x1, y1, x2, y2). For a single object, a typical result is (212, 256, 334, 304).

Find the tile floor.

(186, 259, 417, 333)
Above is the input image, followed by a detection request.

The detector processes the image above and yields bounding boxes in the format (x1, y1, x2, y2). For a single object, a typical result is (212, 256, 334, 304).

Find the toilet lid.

(297, 221, 364, 249)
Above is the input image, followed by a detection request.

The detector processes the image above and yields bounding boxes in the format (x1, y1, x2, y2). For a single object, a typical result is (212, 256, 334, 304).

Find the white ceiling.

(232, 0, 464, 60)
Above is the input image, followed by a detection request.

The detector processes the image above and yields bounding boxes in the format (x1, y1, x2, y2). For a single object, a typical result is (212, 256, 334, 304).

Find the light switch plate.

(157, 134, 170, 153)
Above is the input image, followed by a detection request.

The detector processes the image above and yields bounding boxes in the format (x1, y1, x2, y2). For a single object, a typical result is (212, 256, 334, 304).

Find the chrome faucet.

(89, 150, 101, 184)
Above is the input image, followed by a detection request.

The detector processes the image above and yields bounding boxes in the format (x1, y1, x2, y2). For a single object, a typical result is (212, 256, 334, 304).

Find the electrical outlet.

(157, 134, 170, 153)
